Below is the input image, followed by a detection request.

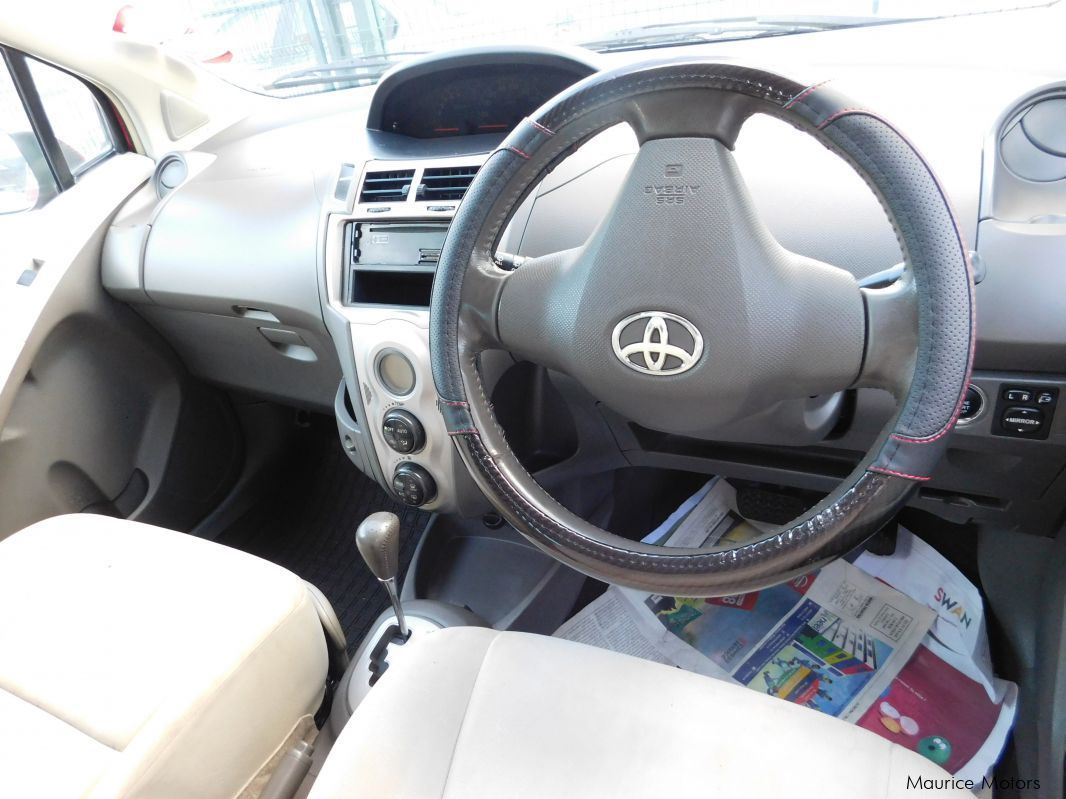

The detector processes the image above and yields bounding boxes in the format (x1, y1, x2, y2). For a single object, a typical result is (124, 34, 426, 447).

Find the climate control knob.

(392, 463, 437, 507)
(382, 409, 425, 454)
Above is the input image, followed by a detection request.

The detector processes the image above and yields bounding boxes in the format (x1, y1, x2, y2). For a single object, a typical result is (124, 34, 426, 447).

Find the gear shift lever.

(356, 512, 409, 638)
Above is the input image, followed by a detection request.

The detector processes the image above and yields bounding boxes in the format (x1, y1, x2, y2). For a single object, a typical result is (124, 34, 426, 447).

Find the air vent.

(1000, 98, 1066, 182)
(418, 165, 480, 202)
(359, 169, 415, 203)
(152, 152, 188, 199)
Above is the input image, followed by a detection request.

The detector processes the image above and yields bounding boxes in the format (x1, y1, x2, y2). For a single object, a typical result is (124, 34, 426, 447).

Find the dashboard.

(100, 6, 1066, 536)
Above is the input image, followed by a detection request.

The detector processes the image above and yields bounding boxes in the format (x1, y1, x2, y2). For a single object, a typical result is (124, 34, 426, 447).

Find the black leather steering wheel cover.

(430, 61, 975, 596)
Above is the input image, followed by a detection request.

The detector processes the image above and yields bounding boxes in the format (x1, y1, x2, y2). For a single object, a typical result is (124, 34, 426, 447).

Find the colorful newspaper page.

(642, 559, 932, 721)
(856, 639, 1015, 782)
(643, 574, 815, 673)
(854, 528, 1018, 780)
(855, 528, 997, 697)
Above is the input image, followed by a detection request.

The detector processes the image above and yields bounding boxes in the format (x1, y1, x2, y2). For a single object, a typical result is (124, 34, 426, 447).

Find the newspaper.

(855, 530, 1018, 782)
(555, 479, 1015, 780)
(641, 476, 774, 548)
(855, 529, 998, 696)
(557, 481, 934, 722)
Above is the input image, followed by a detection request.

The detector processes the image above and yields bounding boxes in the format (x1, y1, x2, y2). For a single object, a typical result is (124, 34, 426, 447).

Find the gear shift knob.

(355, 512, 409, 638)
(355, 511, 400, 582)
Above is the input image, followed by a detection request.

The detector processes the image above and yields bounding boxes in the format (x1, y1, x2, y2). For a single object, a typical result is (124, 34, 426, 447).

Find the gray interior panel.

(975, 220, 1066, 370)
(980, 526, 1065, 796)
(142, 168, 323, 324)
(135, 305, 340, 411)
(100, 181, 157, 304)
(0, 300, 240, 538)
(106, 160, 343, 411)
(0, 311, 178, 535)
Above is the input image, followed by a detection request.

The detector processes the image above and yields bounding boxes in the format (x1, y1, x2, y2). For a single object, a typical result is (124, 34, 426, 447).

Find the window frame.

(0, 45, 128, 194)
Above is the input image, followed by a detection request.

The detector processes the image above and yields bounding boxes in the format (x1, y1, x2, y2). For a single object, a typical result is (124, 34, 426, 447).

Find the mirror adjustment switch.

(1001, 406, 1044, 436)
(992, 384, 1056, 439)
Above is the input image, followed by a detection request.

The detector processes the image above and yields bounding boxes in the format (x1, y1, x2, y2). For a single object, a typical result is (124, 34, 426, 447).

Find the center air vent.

(359, 168, 416, 203)
(418, 165, 480, 201)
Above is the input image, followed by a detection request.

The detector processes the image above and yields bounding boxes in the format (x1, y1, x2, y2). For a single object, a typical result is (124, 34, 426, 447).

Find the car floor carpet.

(218, 425, 429, 654)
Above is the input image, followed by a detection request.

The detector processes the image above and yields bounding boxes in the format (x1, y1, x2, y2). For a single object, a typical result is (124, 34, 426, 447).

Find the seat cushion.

(0, 514, 328, 799)
(310, 627, 974, 798)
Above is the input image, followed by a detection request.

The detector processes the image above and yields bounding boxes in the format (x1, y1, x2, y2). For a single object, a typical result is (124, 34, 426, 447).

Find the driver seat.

(310, 627, 974, 798)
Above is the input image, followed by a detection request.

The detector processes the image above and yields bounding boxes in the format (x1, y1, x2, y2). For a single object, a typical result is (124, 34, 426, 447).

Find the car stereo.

(344, 221, 450, 306)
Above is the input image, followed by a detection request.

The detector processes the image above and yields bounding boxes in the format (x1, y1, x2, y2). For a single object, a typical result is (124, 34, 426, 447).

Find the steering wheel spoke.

(855, 271, 920, 397)
(621, 86, 759, 146)
(449, 252, 511, 353)
(494, 246, 587, 372)
(762, 248, 872, 401)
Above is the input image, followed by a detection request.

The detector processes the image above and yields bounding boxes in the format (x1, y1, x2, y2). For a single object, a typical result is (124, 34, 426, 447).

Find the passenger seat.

(0, 514, 328, 799)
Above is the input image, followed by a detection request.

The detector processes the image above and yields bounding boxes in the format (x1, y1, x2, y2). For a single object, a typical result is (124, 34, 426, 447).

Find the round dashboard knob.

(382, 409, 425, 454)
(392, 463, 437, 507)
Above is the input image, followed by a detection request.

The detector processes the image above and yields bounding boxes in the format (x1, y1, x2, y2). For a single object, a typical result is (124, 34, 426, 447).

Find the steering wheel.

(430, 61, 974, 597)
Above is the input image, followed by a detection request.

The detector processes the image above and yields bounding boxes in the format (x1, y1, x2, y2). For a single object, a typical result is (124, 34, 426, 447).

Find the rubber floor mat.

(219, 427, 429, 653)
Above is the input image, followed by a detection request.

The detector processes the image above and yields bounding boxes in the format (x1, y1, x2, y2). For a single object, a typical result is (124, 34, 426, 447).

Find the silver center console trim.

(322, 156, 492, 514)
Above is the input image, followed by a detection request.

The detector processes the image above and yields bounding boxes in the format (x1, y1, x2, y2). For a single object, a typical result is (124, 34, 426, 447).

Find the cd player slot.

(350, 221, 449, 273)
(345, 220, 449, 306)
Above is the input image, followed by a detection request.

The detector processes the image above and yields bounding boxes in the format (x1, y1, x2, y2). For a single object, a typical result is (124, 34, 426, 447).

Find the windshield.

(111, 0, 1052, 96)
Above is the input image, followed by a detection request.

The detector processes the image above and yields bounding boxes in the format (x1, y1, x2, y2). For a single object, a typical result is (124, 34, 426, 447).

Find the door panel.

(0, 154, 242, 538)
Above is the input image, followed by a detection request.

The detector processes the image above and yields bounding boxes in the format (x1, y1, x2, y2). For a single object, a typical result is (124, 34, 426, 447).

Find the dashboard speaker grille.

(418, 165, 480, 201)
(359, 169, 416, 203)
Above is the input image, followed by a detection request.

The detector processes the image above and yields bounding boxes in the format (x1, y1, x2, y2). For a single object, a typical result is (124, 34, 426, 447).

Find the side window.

(29, 59, 114, 175)
(0, 59, 57, 214)
(0, 48, 124, 215)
